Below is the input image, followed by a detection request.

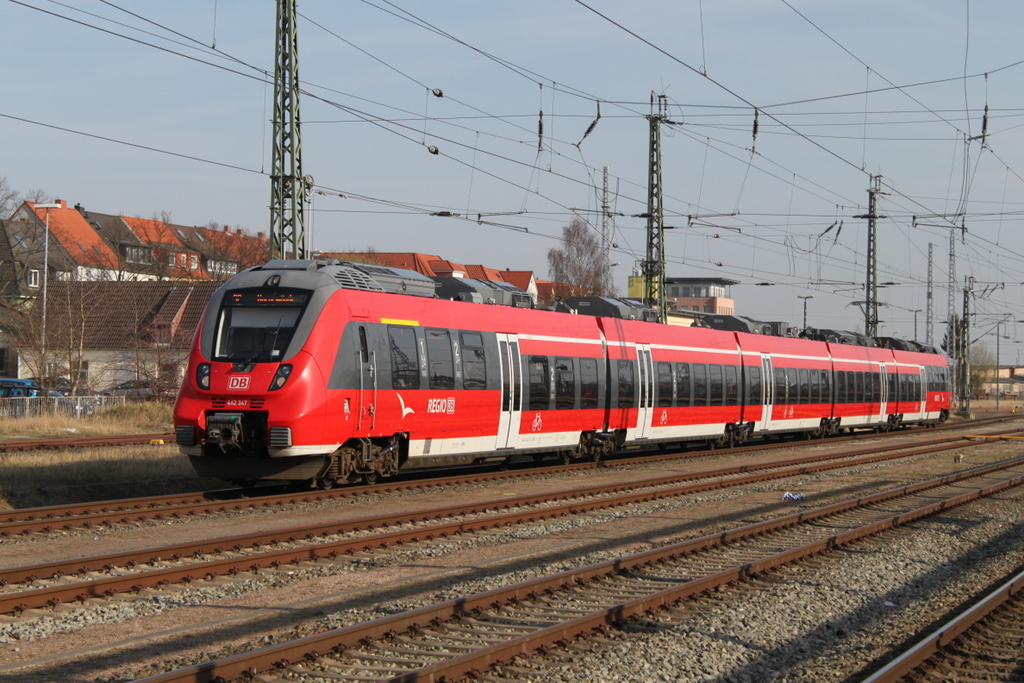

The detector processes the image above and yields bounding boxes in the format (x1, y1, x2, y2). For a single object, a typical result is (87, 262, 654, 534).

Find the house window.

(27, 269, 40, 288)
(179, 253, 187, 267)
(190, 254, 199, 270)
(168, 253, 176, 268)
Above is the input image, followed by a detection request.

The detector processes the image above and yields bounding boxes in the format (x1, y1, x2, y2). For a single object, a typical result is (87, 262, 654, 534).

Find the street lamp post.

(34, 202, 60, 372)
(798, 295, 813, 331)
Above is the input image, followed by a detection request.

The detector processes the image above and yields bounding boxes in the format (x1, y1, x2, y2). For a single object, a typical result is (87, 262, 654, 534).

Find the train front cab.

(175, 269, 343, 485)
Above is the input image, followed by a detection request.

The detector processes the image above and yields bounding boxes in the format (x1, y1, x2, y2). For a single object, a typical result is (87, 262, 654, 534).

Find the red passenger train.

(173, 260, 952, 487)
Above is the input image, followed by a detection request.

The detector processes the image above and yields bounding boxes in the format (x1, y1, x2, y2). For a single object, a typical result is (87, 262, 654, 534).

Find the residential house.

(323, 251, 548, 306)
(0, 200, 268, 378)
(16, 280, 220, 392)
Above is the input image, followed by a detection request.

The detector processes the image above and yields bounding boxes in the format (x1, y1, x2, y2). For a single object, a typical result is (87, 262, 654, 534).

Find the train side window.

(388, 326, 420, 389)
(809, 370, 819, 403)
(617, 360, 635, 408)
(787, 368, 799, 405)
(888, 372, 897, 403)
(677, 363, 691, 407)
(657, 362, 674, 407)
(821, 370, 831, 403)
(460, 332, 487, 390)
(425, 329, 455, 390)
(709, 365, 724, 406)
(358, 327, 369, 363)
(528, 356, 550, 410)
(510, 342, 522, 409)
(836, 372, 845, 403)
(555, 357, 575, 409)
(580, 358, 599, 409)
(724, 366, 738, 406)
(798, 369, 810, 404)
(774, 367, 787, 404)
(748, 366, 762, 405)
(499, 342, 510, 409)
(693, 364, 708, 406)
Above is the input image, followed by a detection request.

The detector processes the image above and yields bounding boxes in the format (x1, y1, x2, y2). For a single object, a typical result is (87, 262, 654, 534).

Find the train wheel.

(361, 471, 379, 486)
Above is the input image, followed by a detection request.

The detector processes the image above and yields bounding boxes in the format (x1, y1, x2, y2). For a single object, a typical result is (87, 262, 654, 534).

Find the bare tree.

(22, 188, 48, 204)
(546, 218, 616, 298)
(0, 177, 18, 218)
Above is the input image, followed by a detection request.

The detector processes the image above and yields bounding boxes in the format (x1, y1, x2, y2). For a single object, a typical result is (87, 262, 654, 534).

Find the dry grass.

(0, 403, 219, 509)
(0, 401, 173, 440)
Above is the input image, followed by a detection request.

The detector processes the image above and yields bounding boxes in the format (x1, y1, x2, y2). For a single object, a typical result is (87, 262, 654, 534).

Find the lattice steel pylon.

(644, 95, 668, 323)
(270, 0, 307, 260)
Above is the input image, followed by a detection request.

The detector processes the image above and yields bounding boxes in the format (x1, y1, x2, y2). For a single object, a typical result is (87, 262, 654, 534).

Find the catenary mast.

(269, 0, 308, 259)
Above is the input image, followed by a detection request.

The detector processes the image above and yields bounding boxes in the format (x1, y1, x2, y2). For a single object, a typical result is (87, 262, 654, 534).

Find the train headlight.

(270, 364, 293, 391)
(196, 363, 211, 390)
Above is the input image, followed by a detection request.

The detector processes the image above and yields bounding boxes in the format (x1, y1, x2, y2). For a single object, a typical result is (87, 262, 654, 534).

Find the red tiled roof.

(121, 216, 186, 247)
(321, 252, 539, 293)
(499, 270, 534, 291)
(29, 200, 118, 269)
(201, 226, 269, 269)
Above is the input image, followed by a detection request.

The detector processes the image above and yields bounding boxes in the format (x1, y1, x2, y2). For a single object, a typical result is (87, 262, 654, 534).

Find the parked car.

(27, 377, 84, 396)
(98, 380, 173, 401)
(0, 379, 43, 398)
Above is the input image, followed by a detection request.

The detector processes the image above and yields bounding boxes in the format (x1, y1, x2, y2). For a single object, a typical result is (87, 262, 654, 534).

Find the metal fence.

(0, 395, 126, 419)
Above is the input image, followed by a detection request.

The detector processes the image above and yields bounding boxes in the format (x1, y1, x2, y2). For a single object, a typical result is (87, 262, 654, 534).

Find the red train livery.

(173, 260, 952, 487)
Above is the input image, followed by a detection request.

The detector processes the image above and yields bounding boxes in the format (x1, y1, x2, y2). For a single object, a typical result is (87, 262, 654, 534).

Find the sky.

(4, 0, 1024, 358)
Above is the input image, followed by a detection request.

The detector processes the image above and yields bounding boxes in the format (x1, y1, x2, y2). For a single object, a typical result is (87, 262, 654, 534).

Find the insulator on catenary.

(427, 145, 439, 155)
(575, 101, 601, 147)
(432, 88, 444, 98)
(538, 110, 544, 152)
(981, 104, 988, 139)
(752, 109, 759, 151)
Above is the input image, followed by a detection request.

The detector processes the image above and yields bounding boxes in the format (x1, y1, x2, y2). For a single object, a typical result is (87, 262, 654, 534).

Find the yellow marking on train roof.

(380, 318, 420, 326)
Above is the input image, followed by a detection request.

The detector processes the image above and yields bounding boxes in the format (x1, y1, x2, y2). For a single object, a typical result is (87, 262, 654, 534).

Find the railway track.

(863, 566, 1024, 682)
(126, 455, 1024, 682)
(1, 416, 1014, 538)
(0, 435, 1012, 618)
(0, 433, 173, 453)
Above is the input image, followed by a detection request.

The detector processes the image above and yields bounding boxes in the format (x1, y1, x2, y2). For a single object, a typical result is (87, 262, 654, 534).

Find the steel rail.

(0, 443, 1018, 618)
(128, 459, 1024, 683)
(861, 566, 1024, 682)
(0, 433, 174, 453)
(0, 434, 997, 586)
(2, 421, 1015, 537)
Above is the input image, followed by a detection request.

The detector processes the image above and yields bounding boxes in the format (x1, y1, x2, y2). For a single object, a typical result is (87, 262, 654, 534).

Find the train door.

(496, 333, 523, 450)
(635, 345, 654, 439)
(758, 355, 774, 432)
(356, 325, 376, 432)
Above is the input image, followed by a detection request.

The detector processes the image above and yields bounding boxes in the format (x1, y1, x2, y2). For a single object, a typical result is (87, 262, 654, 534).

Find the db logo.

(227, 376, 250, 391)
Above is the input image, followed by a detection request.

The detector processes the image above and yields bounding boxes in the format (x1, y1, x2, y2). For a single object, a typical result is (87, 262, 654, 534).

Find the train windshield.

(213, 289, 309, 362)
